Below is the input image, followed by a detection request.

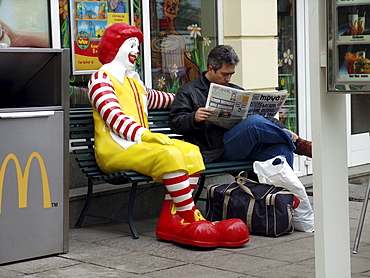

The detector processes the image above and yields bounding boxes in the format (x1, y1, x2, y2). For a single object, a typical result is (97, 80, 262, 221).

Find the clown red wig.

(98, 23, 143, 65)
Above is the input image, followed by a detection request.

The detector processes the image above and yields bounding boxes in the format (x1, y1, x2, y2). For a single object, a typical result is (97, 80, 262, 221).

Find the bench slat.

(71, 141, 94, 148)
(78, 161, 99, 167)
(70, 108, 253, 184)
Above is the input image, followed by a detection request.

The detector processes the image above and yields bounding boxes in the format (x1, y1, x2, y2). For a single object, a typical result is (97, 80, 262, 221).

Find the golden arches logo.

(0, 152, 51, 214)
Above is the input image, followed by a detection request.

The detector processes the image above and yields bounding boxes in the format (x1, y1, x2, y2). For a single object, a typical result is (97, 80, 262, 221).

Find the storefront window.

(277, 0, 298, 133)
(132, 0, 143, 76)
(149, 0, 217, 93)
(351, 94, 370, 134)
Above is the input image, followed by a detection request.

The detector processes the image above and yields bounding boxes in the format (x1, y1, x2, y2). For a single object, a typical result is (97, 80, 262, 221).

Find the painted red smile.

(129, 52, 138, 64)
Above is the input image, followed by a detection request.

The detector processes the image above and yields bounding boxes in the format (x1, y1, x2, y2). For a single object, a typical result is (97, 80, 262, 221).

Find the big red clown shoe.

(213, 219, 250, 247)
(156, 200, 250, 247)
(156, 200, 218, 247)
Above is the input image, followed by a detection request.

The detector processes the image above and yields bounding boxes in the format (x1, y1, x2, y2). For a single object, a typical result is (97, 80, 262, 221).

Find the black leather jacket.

(169, 72, 286, 163)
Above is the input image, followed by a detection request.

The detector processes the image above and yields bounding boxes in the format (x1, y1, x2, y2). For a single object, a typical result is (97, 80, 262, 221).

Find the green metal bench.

(69, 108, 253, 239)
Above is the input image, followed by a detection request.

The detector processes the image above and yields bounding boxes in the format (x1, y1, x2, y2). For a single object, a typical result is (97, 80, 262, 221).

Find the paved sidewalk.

(2, 196, 370, 277)
(2, 164, 370, 277)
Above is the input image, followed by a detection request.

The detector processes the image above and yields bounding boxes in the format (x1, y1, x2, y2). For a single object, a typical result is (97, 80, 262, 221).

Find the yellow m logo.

(0, 152, 51, 214)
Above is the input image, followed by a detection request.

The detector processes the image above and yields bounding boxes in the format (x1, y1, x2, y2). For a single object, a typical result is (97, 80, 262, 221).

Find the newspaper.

(205, 83, 289, 129)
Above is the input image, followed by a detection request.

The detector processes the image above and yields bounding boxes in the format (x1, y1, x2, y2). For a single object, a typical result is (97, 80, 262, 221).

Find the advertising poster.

(337, 5, 370, 43)
(70, 0, 129, 74)
(328, 0, 370, 92)
(0, 0, 50, 48)
(338, 44, 370, 81)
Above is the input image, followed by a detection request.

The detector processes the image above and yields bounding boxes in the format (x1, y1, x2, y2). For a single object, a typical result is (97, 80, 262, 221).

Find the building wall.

(223, 0, 278, 91)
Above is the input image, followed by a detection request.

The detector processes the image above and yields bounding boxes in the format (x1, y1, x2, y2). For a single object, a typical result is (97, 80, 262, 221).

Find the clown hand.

(141, 130, 173, 145)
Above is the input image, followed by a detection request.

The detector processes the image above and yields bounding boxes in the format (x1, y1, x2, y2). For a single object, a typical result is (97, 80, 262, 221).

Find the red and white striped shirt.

(88, 70, 175, 143)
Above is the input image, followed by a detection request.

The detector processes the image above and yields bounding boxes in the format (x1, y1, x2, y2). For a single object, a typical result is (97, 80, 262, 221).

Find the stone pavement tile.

(349, 199, 370, 220)
(280, 252, 370, 277)
(69, 226, 131, 243)
(85, 218, 159, 236)
(355, 270, 370, 277)
(351, 255, 370, 276)
(0, 267, 23, 278)
(60, 239, 131, 259)
(68, 218, 159, 244)
(2, 256, 80, 276)
(232, 231, 313, 253)
(140, 229, 157, 238)
(237, 236, 315, 263)
(23, 263, 149, 278)
(243, 261, 315, 278)
(195, 252, 292, 276)
(351, 242, 370, 258)
(350, 218, 370, 248)
(97, 234, 234, 263)
(61, 239, 185, 275)
(352, 273, 370, 278)
(148, 263, 242, 278)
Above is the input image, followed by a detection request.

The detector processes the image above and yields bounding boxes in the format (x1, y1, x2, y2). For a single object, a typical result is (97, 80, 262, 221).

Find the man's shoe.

(294, 137, 312, 158)
(156, 201, 218, 247)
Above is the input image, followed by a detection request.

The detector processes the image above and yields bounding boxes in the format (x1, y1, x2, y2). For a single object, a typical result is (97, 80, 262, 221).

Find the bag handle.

(235, 171, 256, 198)
(234, 171, 255, 230)
(236, 171, 262, 184)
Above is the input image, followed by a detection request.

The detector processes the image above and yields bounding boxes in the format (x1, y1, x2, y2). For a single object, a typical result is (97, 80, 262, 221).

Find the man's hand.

(284, 128, 299, 142)
(141, 130, 173, 145)
(194, 108, 213, 123)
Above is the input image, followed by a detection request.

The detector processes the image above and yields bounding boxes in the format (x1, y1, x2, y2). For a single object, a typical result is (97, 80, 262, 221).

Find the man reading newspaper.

(170, 45, 312, 168)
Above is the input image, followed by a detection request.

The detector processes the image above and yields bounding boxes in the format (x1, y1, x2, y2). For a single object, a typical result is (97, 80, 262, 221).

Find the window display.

(327, 0, 370, 92)
(277, 0, 297, 133)
(149, 0, 217, 93)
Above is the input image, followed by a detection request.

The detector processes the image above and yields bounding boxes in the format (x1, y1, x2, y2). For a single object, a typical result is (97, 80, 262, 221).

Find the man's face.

(113, 37, 140, 69)
(206, 63, 235, 86)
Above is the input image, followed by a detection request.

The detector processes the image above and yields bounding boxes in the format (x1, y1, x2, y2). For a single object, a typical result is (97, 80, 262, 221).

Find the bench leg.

(75, 178, 93, 228)
(74, 177, 139, 239)
(128, 182, 139, 239)
(193, 175, 206, 204)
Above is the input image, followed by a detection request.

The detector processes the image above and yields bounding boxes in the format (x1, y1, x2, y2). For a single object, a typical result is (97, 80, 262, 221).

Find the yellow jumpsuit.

(92, 72, 205, 182)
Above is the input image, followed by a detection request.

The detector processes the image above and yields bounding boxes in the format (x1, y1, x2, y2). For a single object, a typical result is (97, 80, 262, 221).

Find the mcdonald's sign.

(0, 152, 51, 213)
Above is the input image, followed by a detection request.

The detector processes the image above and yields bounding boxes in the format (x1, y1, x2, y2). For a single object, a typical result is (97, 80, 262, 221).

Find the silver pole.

(353, 175, 370, 254)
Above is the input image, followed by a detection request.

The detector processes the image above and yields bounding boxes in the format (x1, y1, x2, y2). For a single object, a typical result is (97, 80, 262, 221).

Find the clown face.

(114, 37, 140, 70)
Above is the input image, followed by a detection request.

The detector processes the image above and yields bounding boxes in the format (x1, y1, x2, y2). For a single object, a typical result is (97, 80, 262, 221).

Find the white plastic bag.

(253, 156, 314, 232)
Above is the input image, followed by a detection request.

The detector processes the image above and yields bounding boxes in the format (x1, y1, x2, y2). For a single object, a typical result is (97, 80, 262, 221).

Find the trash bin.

(0, 48, 69, 264)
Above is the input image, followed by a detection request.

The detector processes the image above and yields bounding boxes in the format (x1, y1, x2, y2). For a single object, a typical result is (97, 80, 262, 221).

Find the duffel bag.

(205, 171, 299, 237)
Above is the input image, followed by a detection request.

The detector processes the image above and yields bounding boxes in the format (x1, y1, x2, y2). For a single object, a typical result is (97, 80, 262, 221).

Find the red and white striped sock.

(162, 172, 196, 222)
(189, 173, 200, 194)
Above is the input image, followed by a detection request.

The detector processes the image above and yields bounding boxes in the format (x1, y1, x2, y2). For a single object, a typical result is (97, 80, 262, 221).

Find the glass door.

(350, 94, 370, 166)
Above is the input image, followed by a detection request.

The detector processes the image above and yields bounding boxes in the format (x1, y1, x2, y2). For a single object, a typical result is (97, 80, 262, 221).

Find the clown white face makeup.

(114, 37, 140, 70)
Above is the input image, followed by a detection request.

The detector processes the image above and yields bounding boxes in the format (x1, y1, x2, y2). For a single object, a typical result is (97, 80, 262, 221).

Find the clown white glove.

(141, 130, 173, 145)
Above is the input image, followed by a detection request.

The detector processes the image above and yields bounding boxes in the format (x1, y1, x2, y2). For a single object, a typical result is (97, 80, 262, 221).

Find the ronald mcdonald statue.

(88, 23, 250, 248)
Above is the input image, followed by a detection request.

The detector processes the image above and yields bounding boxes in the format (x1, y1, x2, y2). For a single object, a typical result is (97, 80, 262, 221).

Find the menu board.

(327, 0, 370, 92)
(69, 0, 130, 74)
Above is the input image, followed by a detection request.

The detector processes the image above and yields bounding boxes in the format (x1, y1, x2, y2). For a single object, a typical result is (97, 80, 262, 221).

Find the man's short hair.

(207, 45, 239, 71)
